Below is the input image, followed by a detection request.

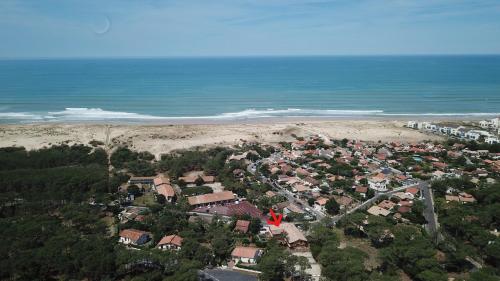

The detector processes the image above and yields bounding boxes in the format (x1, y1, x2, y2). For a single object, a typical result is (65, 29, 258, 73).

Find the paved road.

(271, 180, 326, 220)
(330, 183, 421, 223)
(420, 181, 440, 236)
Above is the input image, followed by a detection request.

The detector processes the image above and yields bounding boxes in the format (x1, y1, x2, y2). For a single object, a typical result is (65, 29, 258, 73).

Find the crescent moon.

(93, 16, 111, 35)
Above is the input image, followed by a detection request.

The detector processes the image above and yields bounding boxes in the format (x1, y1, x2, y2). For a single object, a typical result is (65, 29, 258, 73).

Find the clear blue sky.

(1, 0, 500, 58)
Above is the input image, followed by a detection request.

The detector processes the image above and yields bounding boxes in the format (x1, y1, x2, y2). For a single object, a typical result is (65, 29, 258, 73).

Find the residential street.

(331, 182, 422, 223)
(420, 181, 440, 236)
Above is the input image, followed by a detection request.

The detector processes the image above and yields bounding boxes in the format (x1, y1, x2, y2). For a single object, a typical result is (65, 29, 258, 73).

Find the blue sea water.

(0, 56, 499, 123)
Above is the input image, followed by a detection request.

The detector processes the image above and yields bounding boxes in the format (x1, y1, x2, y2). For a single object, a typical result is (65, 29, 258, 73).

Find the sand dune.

(0, 120, 443, 157)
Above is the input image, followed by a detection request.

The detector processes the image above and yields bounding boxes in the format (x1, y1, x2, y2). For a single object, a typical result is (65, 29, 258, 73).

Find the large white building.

(479, 117, 499, 129)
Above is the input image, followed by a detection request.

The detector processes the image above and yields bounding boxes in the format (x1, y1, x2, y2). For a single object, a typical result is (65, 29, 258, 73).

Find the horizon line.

(1, 53, 500, 60)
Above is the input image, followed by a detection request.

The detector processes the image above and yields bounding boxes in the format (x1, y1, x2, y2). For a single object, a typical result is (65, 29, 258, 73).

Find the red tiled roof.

(154, 175, 170, 186)
(378, 200, 396, 210)
(157, 184, 175, 198)
(315, 197, 328, 206)
(188, 191, 235, 205)
(192, 201, 263, 219)
(231, 246, 261, 259)
(235, 220, 250, 233)
(119, 229, 149, 242)
(405, 187, 419, 195)
(355, 186, 368, 193)
(295, 184, 311, 192)
(265, 191, 276, 197)
(370, 173, 386, 182)
(157, 234, 183, 247)
(296, 168, 310, 176)
(432, 162, 448, 169)
(398, 206, 411, 213)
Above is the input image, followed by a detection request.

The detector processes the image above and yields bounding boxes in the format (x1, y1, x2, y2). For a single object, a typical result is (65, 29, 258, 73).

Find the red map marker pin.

(267, 208, 283, 227)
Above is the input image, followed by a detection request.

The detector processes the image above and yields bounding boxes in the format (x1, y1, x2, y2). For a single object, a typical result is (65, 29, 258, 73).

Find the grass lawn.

(133, 192, 156, 206)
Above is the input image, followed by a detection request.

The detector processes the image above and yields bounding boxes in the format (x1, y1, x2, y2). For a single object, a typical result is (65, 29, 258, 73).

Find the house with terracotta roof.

(284, 203, 305, 215)
(187, 191, 236, 207)
(179, 172, 215, 185)
(367, 206, 391, 217)
(157, 234, 183, 250)
(458, 192, 476, 203)
(397, 206, 411, 214)
(405, 187, 419, 197)
(368, 173, 389, 192)
(153, 175, 170, 186)
(154, 176, 176, 202)
(432, 162, 448, 170)
(234, 220, 250, 234)
(295, 167, 311, 177)
(279, 164, 293, 174)
(292, 140, 307, 149)
(445, 195, 460, 203)
(231, 246, 262, 264)
(432, 170, 446, 179)
(119, 229, 151, 245)
(191, 201, 263, 219)
(378, 200, 396, 210)
(269, 223, 308, 249)
(392, 191, 413, 201)
(334, 195, 353, 208)
(265, 190, 276, 198)
(303, 176, 320, 186)
(355, 186, 368, 197)
(314, 197, 329, 212)
(293, 184, 311, 193)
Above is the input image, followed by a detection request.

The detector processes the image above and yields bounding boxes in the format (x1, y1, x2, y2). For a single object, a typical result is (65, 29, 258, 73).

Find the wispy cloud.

(1, 0, 499, 57)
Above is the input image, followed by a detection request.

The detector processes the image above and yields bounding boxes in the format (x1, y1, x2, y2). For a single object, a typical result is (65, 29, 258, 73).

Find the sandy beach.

(0, 120, 444, 157)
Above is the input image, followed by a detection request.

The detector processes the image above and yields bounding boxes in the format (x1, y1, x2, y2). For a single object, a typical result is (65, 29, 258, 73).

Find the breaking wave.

(0, 107, 499, 123)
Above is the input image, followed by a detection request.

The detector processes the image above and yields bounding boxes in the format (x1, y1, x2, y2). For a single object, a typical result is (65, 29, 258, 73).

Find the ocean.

(0, 56, 499, 123)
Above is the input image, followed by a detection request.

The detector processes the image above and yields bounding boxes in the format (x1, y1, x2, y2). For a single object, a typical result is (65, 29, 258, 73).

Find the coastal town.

(1, 119, 499, 281)
(107, 119, 499, 280)
(3, 0, 500, 280)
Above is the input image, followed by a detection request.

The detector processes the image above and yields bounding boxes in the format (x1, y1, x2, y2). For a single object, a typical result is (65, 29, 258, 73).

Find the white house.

(485, 137, 499, 144)
(314, 197, 329, 212)
(465, 131, 481, 141)
(419, 122, 437, 131)
(231, 246, 262, 264)
(480, 118, 500, 129)
(407, 121, 418, 129)
(439, 127, 452, 134)
(480, 120, 492, 129)
(492, 118, 500, 128)
(119, 229, 151, 245)
(451, 126, 467, 137)
(368, 173, 389, 192)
